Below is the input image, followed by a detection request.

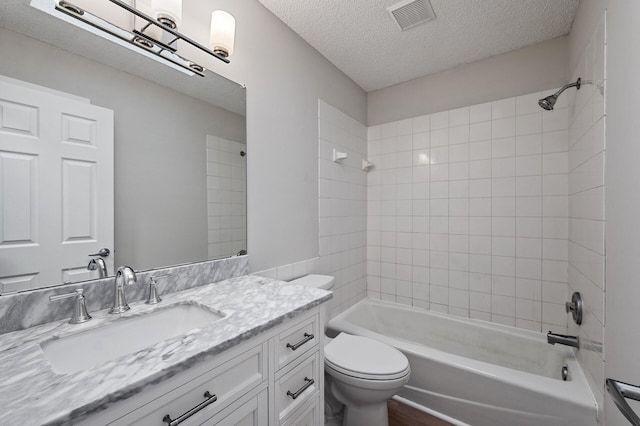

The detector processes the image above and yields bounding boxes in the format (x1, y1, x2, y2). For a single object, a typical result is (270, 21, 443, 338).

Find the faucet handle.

(146, 273, 171, 305)
(565, 292, 583, 325)
(49, 288, 83, 302)
(49, 289, 92, 324)
(149, 273, 171, 281)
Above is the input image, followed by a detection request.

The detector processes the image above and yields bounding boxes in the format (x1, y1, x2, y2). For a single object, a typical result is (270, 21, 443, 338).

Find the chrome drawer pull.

(286, 333, 314, 351)
(162, 391, 217, 425)
(287, 377, 314, 400)
(607, 378, 640, 426)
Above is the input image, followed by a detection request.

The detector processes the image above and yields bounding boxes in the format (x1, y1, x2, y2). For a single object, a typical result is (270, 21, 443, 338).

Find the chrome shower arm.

(552, 78, 582, 98)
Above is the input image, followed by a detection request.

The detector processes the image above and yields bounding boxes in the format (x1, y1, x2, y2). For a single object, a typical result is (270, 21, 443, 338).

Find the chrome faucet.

(109, 266, 137, 314)
(145, 273, 171, 305)
(547, 331, 579, 348)
(49, 289, 92, 324)
(87, 257, 108, 278)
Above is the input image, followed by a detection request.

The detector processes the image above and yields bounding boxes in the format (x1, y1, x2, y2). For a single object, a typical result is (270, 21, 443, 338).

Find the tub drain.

(562, 365, 569, 381)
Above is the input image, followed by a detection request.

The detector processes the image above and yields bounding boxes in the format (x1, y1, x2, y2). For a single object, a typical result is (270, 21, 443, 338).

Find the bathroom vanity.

(0, 275, 330, 425)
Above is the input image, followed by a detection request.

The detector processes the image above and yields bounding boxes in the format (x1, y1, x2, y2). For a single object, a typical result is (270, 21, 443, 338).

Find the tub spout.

(547, 331, 579, 348)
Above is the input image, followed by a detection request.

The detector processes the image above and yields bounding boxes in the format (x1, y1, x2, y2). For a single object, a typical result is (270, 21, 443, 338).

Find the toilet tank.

(289, 274, 334, 331)
(289, 274, 335, 291)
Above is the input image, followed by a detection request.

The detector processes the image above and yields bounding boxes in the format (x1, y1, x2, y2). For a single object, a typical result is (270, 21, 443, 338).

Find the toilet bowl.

(290, 275, 411, 426)
(325, 333, 410, 426)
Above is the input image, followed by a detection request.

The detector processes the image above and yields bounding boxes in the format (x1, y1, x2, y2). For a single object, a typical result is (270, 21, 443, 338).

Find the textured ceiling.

(257, 0, 580, 92)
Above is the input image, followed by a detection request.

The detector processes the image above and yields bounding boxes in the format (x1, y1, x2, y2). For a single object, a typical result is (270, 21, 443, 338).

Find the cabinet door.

(275, 352, 320, 423)
(281, 397, 320, 426)
(203, 387, 268, 426)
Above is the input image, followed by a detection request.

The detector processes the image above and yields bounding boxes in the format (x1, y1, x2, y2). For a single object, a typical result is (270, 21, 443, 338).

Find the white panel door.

(0, 78, 114, 293)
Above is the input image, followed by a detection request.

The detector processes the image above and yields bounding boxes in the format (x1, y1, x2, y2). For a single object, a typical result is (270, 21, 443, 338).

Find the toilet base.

(343, 402, 388, 426)
(325, 415, 343, 426)
(330, 378, 393, 426)
(324, 373, 344, 418)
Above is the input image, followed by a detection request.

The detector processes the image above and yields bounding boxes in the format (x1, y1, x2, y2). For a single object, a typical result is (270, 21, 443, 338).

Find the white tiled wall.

(567, 14, 606, 408)
(206, 135, 247, 259)
(252, 257, 320, 281)
(367, 90, 570, 332)
(318, 100, 368, 317)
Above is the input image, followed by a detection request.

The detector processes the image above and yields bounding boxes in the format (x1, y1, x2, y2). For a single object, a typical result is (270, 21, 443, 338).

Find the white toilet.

(289, 275, 411, 426)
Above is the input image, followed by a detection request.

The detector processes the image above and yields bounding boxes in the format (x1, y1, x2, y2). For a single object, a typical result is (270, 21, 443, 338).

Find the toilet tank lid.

(289, 274, 335, 290)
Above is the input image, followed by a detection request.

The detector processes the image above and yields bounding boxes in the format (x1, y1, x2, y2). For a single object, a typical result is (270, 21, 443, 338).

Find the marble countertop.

(0, 275, 331, 425)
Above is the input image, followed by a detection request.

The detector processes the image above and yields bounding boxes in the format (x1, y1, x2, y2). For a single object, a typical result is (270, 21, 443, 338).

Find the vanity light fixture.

(151, 0, 182, 29)
(210, 10, 236, 58)
(50, 0, 233, 77)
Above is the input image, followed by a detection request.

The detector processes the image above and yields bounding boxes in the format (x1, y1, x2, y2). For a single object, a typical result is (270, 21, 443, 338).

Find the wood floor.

(388, 399, 454, 426)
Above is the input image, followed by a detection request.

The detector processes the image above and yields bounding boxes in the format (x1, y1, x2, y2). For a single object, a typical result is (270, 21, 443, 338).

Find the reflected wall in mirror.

(0, 0, 247, 294)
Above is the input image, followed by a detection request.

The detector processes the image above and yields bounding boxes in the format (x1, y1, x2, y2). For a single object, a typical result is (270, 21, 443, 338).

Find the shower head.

(538, 78, 582, 111)
(538, 95, 557, 111)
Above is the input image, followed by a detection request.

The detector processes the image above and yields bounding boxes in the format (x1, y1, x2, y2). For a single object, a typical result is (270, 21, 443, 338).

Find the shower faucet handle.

(565, 292, 583, 325)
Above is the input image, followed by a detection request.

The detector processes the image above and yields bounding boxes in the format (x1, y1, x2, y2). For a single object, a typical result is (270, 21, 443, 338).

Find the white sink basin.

(41, 304, 225, 374)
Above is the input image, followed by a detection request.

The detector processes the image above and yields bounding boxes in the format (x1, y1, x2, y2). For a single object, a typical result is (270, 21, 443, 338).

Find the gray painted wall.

(2, 1, 369, 274)
(192, 1, 368, 273)
(367, 36, 569, 125)
(0, 28, 246, 271)
(568, 0, 604, 76)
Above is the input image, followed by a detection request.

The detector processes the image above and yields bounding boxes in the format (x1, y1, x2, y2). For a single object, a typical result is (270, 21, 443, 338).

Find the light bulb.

(210, 10, 235, 57)
(151, 0, 182, 28)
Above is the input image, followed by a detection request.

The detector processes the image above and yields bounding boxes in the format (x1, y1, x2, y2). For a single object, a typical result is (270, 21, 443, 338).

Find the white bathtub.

(327, 298, 598, 426)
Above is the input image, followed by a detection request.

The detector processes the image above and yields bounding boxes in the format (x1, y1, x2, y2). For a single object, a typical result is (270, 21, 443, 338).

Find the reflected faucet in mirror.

(87, 258, 108, 278)
(87, 248, 111, 278)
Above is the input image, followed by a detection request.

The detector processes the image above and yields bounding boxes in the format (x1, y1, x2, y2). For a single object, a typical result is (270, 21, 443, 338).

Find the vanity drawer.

(203, 385, 268, 426)
(275, 352, 320, 423)
(281, 396, 321, 426)
(276, 315, 319, 370)
(110, 343, 266, 425)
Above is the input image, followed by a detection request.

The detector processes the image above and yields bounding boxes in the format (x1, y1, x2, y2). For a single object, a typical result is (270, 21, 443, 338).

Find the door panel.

(0, 78, 114, 293)
(0, 152, 38, 245)
(62, 159, 97, 242)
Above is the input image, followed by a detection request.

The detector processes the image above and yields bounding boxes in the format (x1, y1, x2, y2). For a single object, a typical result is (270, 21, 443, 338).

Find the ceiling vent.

(387, 0, 436, 31)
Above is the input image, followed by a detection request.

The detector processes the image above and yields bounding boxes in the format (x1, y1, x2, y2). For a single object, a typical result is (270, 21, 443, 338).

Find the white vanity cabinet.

(272, 315, 321, 425)
(77, 306, 324, 426)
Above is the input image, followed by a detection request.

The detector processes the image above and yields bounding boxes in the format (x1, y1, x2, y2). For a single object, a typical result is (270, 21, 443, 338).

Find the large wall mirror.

(0, 0, 247, 294)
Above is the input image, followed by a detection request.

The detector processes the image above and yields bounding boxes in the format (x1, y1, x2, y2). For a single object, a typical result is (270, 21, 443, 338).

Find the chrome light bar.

(54, 0, 230, 78)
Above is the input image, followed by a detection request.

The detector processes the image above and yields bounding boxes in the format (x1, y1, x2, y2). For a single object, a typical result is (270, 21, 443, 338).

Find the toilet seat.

(324, 333, 410, 381)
